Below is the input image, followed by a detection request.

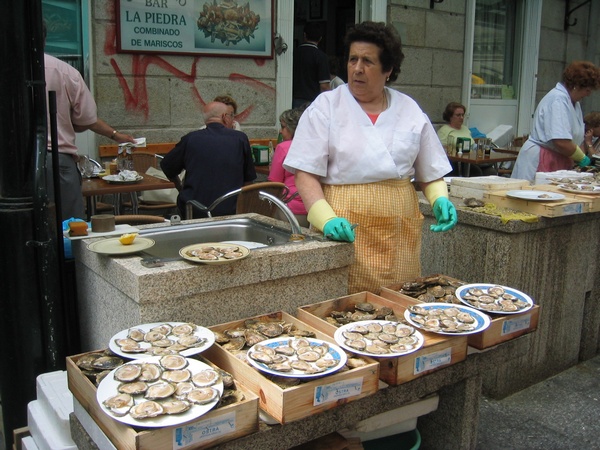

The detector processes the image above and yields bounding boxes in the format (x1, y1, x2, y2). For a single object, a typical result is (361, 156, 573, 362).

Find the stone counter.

(73, 214, 354, 351)
(419, 196, 600, 398)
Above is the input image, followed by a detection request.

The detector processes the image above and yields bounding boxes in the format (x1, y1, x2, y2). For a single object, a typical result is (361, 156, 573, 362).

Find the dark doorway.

(293, 0, 356, 83)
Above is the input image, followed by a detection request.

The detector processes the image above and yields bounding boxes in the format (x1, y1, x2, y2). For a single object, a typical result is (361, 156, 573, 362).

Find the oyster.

(150, 323, 173, 336)
(187, 387, 219, 405)
(192, 369, 221, 387)
(117, 381, 149, 395)
(128, 328, 146, 342)
(178, 335, 205, 348)
(145, 382, 176, 400)
(160, 355, 188, 371)
(129, 401, 164, 419)
(103, 393, 134, 417)
(76, 353, 102, 371)
(171, 323, 197, 336)
(174, 381, 195, 400)
(160, 400, 191, 415)
(257, 322, 284, 337)
(114, 364, 143, 382)
(161, 369, 192, 383)
(91, 356, 124, 371)
(138, 363, 163, 382)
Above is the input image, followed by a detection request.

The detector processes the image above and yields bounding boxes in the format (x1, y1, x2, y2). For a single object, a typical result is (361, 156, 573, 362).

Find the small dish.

(88, 237, 154, 255)
(179, 242, 250, 264)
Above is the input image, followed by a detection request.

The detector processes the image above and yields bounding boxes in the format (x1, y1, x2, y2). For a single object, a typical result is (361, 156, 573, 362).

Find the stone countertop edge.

(418, 193, 600, 233)
(72, 213, 354, 301)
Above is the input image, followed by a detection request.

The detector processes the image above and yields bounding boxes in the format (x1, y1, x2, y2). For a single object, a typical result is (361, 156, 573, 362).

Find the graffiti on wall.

(103, 20, 275, 123)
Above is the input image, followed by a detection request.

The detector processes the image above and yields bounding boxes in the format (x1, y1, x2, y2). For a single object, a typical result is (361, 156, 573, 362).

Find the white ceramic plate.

(404, 303, 491, 336)
(179, 242, 250, 264)
(246, 337, 347, 378)
(87, 237, 154, 255)
(108, 322, 215, 359)
(96, 357, 223, 428)
(506, 190, 565, 201)
(102, 174, 143, 184)
(334, 320, 424, 358)
(557, 184, 600, 195)
(455, 284, 534, 315)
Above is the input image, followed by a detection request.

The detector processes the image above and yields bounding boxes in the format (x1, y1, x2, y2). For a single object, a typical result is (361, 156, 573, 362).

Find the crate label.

(501, 314, 532, 335)
(173, 411, 236, 449)
(414, 348, 452, 374)
(313, 377, 363, 406)
(561, 203, 584, 215)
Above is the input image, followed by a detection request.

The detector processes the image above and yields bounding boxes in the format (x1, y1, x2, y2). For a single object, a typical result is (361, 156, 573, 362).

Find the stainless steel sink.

(138, 217, 307, 259)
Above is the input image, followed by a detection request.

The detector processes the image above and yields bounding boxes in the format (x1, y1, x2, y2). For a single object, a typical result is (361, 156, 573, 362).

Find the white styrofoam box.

(72, 398, 118, 450)
(28, 400, 77, 450)
(21, 436, 40, 450)
(450, 176, 530, 199)
(36, 371, 73, 439)
(534, 170, 593, 185)
(487, 124, 513, 148)
(339, 395, 439, 442)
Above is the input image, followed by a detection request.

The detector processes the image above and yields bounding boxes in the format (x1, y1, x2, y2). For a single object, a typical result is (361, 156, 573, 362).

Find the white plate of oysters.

(246, 337, 347, 378)
(108, 322, 215, 359)
(455, 284, 534, 315)
(334, 320, 424, 358)
(404, 303, 490, 336)
(97, 356, 223, 427)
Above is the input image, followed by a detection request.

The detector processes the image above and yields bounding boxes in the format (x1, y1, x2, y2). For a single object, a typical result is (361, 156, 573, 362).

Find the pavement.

(476, 354, 600, 450)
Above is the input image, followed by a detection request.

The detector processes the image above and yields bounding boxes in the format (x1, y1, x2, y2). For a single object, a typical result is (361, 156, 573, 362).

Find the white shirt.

(284, 85, 451, 184)
(512, 83, 584, 182)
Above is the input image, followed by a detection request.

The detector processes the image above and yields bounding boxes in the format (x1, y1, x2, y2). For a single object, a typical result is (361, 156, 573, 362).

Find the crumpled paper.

(117, 170, 139, 181)
(461, 203, 539, 224)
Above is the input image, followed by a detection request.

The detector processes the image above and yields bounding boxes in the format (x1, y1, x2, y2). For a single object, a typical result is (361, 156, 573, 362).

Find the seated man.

(161, 102, 256, 218)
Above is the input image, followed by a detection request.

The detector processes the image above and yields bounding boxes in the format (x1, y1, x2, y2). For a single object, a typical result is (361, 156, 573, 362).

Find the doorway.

(292, 0, 356, 82)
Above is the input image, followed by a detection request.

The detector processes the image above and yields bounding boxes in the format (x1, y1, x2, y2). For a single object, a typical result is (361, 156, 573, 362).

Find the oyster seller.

(284, 21, 457, 294)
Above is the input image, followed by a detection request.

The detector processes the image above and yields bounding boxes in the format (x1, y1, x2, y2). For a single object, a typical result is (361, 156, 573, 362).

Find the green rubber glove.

(323, 218, 355, 242)
(430, 197, 457, 232)
(578, 155, 591, 167)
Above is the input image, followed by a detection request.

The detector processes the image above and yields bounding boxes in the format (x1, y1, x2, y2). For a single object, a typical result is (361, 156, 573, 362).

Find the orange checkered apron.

(323, 179, 424, 294)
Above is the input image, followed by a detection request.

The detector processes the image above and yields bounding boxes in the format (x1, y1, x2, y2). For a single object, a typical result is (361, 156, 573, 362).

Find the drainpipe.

(0, 0, 66, 445)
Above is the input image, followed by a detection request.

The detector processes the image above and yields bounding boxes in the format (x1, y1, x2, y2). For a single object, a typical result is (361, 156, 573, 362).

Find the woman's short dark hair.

(562, 61, 600, 90)
(213, 95, 238, 114)
(343, 21, 404, 83)
(442, 102, 466, 122)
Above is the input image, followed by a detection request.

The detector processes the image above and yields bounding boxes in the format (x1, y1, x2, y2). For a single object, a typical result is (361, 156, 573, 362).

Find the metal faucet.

(258, 191, 304, 240)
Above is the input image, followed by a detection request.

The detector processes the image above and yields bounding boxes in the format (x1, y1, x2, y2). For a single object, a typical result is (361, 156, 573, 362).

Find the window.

(471, 0, 520, 100)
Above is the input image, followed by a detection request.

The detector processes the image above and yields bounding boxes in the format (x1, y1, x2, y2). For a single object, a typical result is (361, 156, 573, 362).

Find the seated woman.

(268, 108, 309, 227)
(583, 111, 600, 157)
(437, 102, 482, 176)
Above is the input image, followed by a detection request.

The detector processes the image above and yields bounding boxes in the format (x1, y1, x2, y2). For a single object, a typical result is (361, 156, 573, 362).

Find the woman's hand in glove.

(578, 155, 592, 167)
(323, 218, 355, 242)
(430, 197, 457, 232)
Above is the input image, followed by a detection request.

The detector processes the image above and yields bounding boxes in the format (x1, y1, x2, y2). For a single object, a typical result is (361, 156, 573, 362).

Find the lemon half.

(119, 233, 138, 245)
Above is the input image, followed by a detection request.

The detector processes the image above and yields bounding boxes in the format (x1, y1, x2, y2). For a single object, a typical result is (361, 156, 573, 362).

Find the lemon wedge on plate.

(119, 233, 138, 245)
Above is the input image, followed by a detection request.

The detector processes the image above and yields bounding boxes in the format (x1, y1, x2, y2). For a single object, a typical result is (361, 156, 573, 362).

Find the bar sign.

(314, 377, 364, 405)
(173, 411, 236, 448)
(501, 314, 532, 335)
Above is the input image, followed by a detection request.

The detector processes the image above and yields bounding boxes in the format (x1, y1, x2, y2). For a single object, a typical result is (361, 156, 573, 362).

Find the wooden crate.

(296, 292, 467, 386)
(528, 184, 600, 213)
(202, 311, 380, 424)
(380, 282, 540, 350)
(66, 351, 259, 450)
(483, 189, 590, 217)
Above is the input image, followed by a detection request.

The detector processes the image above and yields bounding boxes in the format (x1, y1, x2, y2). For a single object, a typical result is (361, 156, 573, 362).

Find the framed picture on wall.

(116, 0, 274, 58)
(309, 0, 323, 20)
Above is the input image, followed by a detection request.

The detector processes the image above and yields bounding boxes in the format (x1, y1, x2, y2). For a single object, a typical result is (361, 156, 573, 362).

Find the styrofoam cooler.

(21, 436, 40, 450)
(338, 395, 439, 442)
(27, 371, 76, 450)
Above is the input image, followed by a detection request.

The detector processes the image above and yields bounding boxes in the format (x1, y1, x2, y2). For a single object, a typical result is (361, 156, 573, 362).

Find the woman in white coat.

(511, 61, 600, 182)
(284, 21, 457, 294)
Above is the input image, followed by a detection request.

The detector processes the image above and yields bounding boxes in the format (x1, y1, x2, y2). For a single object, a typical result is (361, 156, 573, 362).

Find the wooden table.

(448, 149, 518, 177)
(81, 175, 175, 217)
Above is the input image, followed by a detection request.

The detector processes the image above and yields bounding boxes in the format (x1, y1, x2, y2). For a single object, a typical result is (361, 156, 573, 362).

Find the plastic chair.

(186, 182, 290, 219)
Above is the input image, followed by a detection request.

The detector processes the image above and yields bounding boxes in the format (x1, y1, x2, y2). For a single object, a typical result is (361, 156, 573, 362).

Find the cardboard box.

(203, 311, 380, 424)
(296, 292, 467, 386)
(66, 351, 259, 450)
(380, 279, 540, 350)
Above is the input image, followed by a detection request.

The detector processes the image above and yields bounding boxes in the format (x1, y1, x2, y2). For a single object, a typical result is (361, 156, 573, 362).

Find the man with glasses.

(161, 102, 256, 218)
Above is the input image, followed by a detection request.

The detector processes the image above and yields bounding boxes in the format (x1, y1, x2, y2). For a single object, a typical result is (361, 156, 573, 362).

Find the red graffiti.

(102, 11, 275, 122)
